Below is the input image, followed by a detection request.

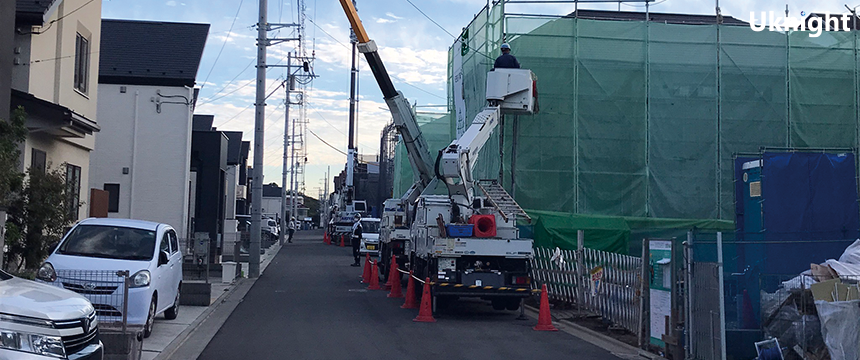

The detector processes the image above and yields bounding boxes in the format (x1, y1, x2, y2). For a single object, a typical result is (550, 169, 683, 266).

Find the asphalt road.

(197, 229, 622, 360)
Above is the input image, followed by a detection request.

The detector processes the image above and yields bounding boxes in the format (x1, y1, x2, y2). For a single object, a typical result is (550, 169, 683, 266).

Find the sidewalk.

(141, 234, 293, 360)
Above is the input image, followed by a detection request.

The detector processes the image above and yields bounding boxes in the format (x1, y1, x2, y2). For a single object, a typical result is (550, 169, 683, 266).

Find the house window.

(74, 33, 89, 94)
(65, 164, 81, 220)
(31, 149, 46, 173)
(104, 183, 120, 213)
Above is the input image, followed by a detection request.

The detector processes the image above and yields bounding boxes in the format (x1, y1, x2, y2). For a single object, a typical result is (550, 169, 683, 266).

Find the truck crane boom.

(338, 0, 435, 190)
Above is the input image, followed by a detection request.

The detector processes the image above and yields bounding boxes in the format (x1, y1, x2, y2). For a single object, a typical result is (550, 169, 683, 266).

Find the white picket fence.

(531, 246, 643, 333)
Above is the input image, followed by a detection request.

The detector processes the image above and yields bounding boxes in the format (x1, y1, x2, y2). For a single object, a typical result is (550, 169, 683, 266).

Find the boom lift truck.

(338, 0, 536, 311)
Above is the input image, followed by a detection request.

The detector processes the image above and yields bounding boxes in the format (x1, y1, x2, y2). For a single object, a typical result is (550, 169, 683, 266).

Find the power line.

(214, 77, 287, 128)
(199, 0, 246, 94)
(307, 17, 445, 100)
(27, 0, 97, 35)
(309, 129, 347, 156)
(403, 0, 455, 38)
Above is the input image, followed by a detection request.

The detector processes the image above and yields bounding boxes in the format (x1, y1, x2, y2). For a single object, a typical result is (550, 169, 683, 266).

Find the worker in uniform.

(287, 217, 296, 243)
(350, 214, 363, 267)
(493, 43, 520, 69)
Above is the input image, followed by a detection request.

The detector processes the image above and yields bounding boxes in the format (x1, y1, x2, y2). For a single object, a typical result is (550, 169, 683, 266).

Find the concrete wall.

(91, 84, 193, 236)
(0, 0, 14, 119)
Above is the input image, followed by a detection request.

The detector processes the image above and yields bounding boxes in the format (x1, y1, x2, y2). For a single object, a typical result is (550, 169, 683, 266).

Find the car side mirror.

(158, 250, 169, 266)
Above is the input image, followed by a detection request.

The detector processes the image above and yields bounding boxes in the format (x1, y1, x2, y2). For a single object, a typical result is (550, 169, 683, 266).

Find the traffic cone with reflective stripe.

(401, 271, 419, 309)
(339, 235, 345, 247)
(387, 257, 403, 298)
(361, 254, 372, 284)
(413, 277, 436, 322)
(367, 260, 381, 290)
(533, 284, 558, 331)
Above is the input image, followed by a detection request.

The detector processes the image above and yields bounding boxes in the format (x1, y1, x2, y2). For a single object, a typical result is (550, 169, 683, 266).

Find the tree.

(5, 166, 79, 271)
(0, 107, 27, 206)
(0, 106, 79, 271)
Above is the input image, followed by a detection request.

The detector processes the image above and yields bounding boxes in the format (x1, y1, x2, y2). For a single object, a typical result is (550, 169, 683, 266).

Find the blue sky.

(101, 0, 852, 199)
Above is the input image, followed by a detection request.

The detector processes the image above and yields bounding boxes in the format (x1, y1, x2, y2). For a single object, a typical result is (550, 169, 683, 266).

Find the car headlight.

(130, 270, 151, 288)
(36, 262, 56, 282)
(0, 330, 65, 358)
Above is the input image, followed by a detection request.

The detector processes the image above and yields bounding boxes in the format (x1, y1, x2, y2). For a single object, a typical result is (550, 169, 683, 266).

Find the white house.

(89, 19, 209, 238)
(11, 0, 102, 221)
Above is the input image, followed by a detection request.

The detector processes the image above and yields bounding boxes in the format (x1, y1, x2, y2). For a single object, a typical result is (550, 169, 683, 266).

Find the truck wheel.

(505, 298, 521, 311)
(491, 299, 506, 311)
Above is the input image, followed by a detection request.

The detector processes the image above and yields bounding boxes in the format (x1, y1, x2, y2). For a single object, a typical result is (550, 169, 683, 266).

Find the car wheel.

(143, 297, 156, 338)
(164, 288, 180, 320)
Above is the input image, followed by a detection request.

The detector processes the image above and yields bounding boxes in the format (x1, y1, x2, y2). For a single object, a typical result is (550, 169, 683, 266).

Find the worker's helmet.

(353, 213, 361, 221)
(500, 43, 511, 50)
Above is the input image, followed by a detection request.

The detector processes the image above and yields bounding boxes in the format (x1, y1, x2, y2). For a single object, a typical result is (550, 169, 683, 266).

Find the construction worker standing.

(287, 217, 296, 243)
(493, 43, 520, 69)
(350, 214, 363, 266)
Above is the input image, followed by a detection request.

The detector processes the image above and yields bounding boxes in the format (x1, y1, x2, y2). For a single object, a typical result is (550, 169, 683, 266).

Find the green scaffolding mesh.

(391, 4, 860, 250)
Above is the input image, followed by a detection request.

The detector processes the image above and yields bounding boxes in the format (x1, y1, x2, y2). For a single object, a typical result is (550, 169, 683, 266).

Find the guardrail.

(531, 242, 643, 334)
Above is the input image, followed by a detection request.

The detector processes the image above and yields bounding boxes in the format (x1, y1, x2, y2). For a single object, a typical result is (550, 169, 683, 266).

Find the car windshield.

(267, 220, 276, 227)
(58, 225, 157, 261)
(0, 270, 10, 281)
(361, 221, 380, 233)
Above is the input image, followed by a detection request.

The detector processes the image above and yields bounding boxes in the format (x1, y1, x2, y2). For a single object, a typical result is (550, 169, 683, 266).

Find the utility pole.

(279, 53, 292, 246)
(251, 0, 301, 275)
(250, 0, 268, 278)
(346, 0, 358, 204)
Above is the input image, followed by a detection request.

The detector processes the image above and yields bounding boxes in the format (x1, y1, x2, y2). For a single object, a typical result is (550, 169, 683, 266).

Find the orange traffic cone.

(367, 260, 381, 290)
(533, 284, 558, 331)
(339, 235, 345, 247)
(323, 232, 329, 244)
(387, 257, 403, 298)
(413, 277, 436, 322)
(361, 254, 372, 284)
(383, 256, 396, 291)
(401, 271, 419, 309)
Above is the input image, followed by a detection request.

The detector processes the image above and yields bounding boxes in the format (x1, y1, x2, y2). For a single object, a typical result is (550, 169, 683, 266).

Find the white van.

(37, 218, 183, 338)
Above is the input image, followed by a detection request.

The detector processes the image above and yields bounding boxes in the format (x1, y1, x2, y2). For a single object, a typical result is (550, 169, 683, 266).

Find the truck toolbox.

(445, 224, 474, 237)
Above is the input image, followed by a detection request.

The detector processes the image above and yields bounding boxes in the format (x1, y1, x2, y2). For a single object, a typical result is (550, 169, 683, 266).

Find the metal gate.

(689, 261, 725, 360)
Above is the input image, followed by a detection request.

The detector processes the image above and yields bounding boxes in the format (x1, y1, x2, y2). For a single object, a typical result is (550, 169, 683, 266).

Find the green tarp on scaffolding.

(526, 209, 734, 255)
(391, 4, 860, 244)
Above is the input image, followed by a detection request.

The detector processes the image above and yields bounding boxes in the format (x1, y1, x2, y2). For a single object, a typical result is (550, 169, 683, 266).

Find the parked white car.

(359, 218, 381, 257)
(0, 269, 103, 359)
(37, 218, 183, 338)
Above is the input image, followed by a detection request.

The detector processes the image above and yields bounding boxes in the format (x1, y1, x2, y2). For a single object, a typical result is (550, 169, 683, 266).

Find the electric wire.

(306, 17, 445, 100)
(403, 0, 456, 38)
(26, 0, 97, 35)
(199, 0, 246, 94)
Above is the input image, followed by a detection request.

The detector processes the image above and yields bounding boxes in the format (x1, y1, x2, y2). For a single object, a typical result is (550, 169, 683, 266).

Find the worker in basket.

(350, 213, 363, 267)
(493, 43, 520, 69)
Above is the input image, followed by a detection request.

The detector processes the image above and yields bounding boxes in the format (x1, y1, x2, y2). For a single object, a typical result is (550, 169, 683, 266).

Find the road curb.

(523, 304, 660, 360)
(154, 241, 285, 360)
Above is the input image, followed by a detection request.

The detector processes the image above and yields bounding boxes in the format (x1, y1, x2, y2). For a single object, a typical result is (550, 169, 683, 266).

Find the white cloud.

(385, 12, 403, 20)
(166, 0, 177, 6)
(376, 18, 394, 24)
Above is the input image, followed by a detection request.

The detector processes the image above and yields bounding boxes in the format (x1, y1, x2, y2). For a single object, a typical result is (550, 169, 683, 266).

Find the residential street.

(195, 230, 623, 360)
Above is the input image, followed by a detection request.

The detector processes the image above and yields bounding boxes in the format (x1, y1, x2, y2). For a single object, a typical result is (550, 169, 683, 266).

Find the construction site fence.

(531, 245, 643, 334)
(387, 1, 860, 221)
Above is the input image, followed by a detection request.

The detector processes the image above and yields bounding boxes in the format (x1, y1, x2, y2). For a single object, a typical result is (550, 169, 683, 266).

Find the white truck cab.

(0, 270, 103, 359)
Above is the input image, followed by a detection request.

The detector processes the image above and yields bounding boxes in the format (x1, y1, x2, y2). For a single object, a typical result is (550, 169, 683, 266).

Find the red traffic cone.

(401, 271, 419, 309)
(533, 284, 558, 331)
(339, 235, 345, 247)
(413, 277, 436, 322)
(324, 232, 330, 244)
(383, 256, 396, 291)
(361, 254, 372, 284)
(387, 257, 403, 298)
(367, 260, 381, 290)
